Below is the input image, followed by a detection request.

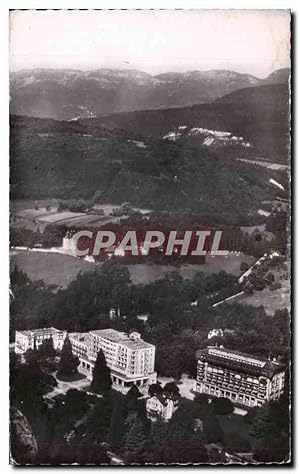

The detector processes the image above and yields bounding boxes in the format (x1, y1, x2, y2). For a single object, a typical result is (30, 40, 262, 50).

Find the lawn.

(11, 200, 151, 231)
(10, 248, 256, 290)
(227, 263, 290, 315)
(128, 253, 254, 285)
(232, 283, 290, 316)
(56, 372, 87, 382)
(10, 250, 97, 289)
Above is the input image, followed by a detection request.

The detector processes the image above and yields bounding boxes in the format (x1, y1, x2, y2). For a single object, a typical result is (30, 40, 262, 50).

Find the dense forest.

(10, 262, 291, 375)
(10, 114, 286, 226)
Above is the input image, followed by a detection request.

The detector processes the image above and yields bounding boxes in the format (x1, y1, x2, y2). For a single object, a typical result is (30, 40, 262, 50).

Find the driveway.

(45, 375, 90, 399)
(158, 373, 196, 400)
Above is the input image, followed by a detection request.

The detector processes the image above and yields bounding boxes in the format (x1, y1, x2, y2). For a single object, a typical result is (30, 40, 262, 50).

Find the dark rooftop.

(196, 346, 286, 378)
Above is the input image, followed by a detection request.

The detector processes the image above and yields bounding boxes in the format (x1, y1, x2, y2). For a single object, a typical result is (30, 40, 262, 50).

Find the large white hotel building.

(196, 346, 286, 408)
(69, 329, 156, 389)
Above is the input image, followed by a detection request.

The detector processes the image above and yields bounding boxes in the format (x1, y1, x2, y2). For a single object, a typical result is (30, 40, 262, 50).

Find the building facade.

(15, 327, 67, 354)
(69, 329, 156, 391)
(15, 327, 156, 392)
(196, 346, 285, 408)
(68, 332, 90, 359)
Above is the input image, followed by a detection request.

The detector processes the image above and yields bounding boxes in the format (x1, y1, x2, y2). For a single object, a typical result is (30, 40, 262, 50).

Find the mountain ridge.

(10, 67, 289, 120)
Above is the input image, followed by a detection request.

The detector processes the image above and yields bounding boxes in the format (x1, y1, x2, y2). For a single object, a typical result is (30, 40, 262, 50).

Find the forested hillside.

(84, 84, 289, 163)
(10, 115, 280, 225)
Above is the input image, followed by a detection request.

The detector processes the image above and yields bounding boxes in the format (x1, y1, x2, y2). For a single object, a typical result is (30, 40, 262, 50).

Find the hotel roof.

(90, 328, 154, 350)
(196, 346, 285, 378)
(17, 327, 63, 337)
(69, 332, 90, 345)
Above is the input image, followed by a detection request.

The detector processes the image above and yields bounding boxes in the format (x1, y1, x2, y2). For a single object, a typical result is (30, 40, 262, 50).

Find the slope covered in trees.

(87, 83, 289, 163)
(10, 114, 281, 225)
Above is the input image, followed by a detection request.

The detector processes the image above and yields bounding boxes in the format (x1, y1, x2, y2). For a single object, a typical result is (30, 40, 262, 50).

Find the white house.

(146, 394, 179, 421)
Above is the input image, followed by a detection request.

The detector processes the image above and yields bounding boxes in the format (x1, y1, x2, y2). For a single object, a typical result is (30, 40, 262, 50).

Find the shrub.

(212, 397, 234, 415)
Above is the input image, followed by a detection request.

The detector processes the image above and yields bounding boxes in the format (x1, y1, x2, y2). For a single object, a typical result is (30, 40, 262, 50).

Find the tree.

(249, 404, 273, 439)
(253, 436, 290, 463)
(194, 393, 210, 406)
(147, 419, 168, 463)
(167, 400, 196, 445)
(39, 336, 56, 359)
(244, 406, 260, 425)
(90, 349, 112, 394)
(58, 201, 68, 212)
(108, 394, 128, 447)
(250, 400, 290, 462)
(163, 381, 180, 398)
(264, 272, 275, 285)
(240, 261, 250, 273)
(123, 418, 148, 460)
(57, 336, 79, 377)
(148, 382, 163, 397)
(24, 347, 39, 369)
(65, 389, 89, 418)
(173, 434, 208, 463)
(10, 265, 31, 295)
(212, 397, 234, 415)
(92, 190, 104, 203)
(125, 384, 143, 412)
(203, 414, 224, 444)
(224, 432, 251, 454)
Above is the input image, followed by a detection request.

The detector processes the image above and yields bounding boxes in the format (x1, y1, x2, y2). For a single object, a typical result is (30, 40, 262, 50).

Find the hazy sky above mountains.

(10, 10, 290, 78)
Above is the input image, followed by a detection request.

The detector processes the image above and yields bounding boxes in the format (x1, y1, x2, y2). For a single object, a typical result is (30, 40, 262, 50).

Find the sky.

(9, 9, 290, 78)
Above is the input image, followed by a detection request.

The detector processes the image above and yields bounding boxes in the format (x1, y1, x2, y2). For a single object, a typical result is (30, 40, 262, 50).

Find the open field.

(10, 250, 97, 290)
(10, 249, 255, 289)
(227, 261, 290, 315)
(237, 158, 289, 171)
(128, 254, 255, 285)
(232, 282, 290, 316)
(11, 200, 151, 232)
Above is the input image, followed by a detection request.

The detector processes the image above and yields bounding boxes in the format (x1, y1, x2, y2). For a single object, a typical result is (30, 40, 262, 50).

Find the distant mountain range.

(10, 67, 290, 120)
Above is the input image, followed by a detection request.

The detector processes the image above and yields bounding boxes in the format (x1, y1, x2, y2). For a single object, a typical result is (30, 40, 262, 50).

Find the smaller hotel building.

(196, 346, 285, 408)
(146, 394, 179, 421)
(15, 327, 66, 354)
(69, 329, 156, 390)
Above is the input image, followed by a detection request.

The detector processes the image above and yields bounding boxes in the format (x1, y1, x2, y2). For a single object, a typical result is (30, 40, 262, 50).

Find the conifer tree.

(249, 403, 273, 439)
(108, 394, 128, 447)
(40, 336, 56, 358)
(124, 418, 147, 457)
(125, 384, 142, 412)
(57, 336, 79, 377)
(90, 349, 112, 394)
